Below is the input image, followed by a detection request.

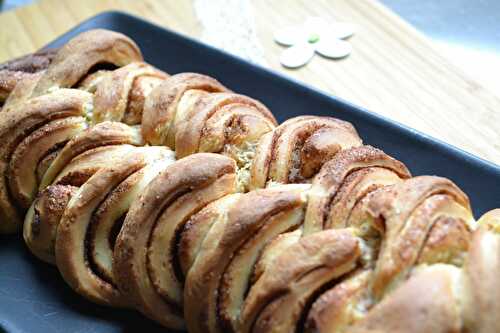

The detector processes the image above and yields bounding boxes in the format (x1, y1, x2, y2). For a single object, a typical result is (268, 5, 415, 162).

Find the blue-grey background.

(383, 0, 500, 53)
(381, 0, 500, 92)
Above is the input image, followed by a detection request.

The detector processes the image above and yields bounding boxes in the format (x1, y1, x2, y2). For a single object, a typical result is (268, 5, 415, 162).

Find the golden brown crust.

(0, 71, 36, 106)
(250, 229, 302, 284)
(462, 210, 500, 333)
(52, 145, 138, 186)
(327, 167, 404, 231)
(55, 146, 173, 307)
(142, 73, 229, 146)
(32, 29, 142, 96)
(91, 62, 168, 125)
(349, 264, 463, 333)
(476, 208, 500, 231)
(0, 48, 58, 104)
(1, 73, 41, 112)
(147, 173, 237, 306)
(300, 176, 473, 332)
(304, 145, 411, 234)
(240, 228, 361, 333)
(366, 176, 473, 300)
(177, 194, 241, 276)
(23, 184, 78, 264)
(113, 153, 237, 329)
(169, 91, 277, 191)
(8, 116, 87, 208)
(305, 270, 371, 333)
(249, 116, 363, 189)
(39, 121, 143, 190)
(175, 92, 276, 158)
(0, 89, 92, 233)
(36, 148, 61, 182)
(55, 154, 144, 306)
(219, 185, 309, 332)
(417, 215, 472, 265)
(88, 155, 174, 284)
(0, 49, 58, 73)
(184, 186, 308, 333)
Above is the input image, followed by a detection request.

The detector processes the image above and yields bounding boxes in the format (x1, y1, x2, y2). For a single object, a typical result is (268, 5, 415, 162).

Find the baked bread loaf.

(1, 29, 499, 333)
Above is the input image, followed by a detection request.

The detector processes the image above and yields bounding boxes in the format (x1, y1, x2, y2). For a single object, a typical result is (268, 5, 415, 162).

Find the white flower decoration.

(274, 17, 356, 68)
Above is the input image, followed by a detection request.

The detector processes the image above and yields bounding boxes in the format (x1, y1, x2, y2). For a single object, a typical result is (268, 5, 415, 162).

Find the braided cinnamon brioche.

(1, 29, 500, 333)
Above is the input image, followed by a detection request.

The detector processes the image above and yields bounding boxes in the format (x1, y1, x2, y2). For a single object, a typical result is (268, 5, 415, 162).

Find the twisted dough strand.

(56, 146, 175, 306)
(462, 209, 500, 333)
(141, 72, 230, 146)
(84, 62, 168, 125)
(0, 89, 93, 232)
(1, 29, 499, 333)
(31, 29, 143, 96)
(0, 48, 58, 107)
(114, 153, 237, 328)
(249, 115, 363, 189)
(306, 176, 474, 333)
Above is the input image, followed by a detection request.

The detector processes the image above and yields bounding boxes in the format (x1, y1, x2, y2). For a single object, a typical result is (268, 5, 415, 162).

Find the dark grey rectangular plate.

(1, 11, 499, 333)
